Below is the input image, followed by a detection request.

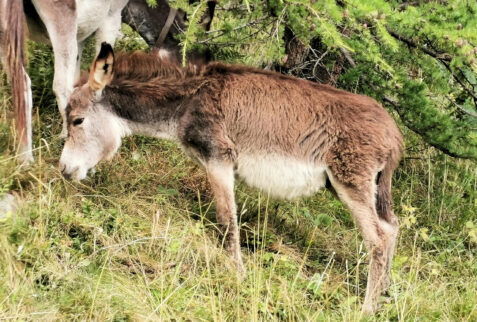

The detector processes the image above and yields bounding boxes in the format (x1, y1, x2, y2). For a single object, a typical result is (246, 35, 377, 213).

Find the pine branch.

(398, 0, 448, 11)
(446, 95, 477, 118)
(387, 29, 452, 61)
(441, 61, 477, 106)
(199, 16, 271, 43)
(383, 96, 474, 159)
(388, 29, 477, 106)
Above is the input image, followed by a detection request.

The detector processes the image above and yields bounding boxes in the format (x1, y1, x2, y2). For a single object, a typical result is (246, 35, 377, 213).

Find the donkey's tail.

(4, 0, 27, 146)
(376, 147, 402, 223)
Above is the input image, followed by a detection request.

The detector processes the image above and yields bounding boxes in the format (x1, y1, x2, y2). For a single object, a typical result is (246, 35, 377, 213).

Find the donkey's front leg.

(33, 0, 78, 138)
(205, 161, 244, 272)
(16, 67, 33, 164)
(19, 68, 33, 163)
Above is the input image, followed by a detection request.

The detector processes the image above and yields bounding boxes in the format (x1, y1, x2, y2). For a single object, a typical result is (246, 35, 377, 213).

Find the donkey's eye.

(73, 118, 84, 126)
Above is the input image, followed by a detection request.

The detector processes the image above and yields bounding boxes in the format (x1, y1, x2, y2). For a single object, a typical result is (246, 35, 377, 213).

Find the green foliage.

(146, 0, 157, 8)
(27, 42, 56, 114)
(178, 1, 209, 66)
(396, 79, 476, 158)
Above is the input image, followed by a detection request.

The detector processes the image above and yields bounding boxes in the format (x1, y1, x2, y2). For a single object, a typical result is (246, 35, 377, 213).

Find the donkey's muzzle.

(61, 166, 71, 179)
(62, 169, 72, 180)
(61, 165, 77, 180)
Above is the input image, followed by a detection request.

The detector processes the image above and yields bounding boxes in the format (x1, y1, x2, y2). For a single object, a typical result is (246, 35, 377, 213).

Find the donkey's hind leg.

(205, 160, 244, 272)
(327, 172, 395, 314)
(381, 211, 398, 292)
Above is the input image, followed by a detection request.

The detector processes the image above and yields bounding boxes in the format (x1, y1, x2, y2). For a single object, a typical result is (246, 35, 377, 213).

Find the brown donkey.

(60, 44, 403, 314)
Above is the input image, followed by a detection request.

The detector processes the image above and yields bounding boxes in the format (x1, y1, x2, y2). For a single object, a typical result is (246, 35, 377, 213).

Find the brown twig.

(340, 47, 356, 67)
(199, 16, 271, 43)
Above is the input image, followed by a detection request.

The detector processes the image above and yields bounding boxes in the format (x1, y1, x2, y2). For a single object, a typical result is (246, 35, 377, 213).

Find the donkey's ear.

(88, 42, 114, 92)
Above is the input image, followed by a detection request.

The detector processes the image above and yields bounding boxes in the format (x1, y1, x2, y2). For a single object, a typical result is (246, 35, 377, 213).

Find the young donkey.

(60, 44, 403, 314)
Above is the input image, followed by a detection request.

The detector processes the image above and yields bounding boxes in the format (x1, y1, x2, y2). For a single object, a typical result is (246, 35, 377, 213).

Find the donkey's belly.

(235, 154, 327, 199)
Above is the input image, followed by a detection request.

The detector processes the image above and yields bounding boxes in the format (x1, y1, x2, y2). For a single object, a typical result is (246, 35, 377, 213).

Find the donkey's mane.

(105, 50, 352, 109)
(111, 50, 198, 83)
(111, 50, 313, 85)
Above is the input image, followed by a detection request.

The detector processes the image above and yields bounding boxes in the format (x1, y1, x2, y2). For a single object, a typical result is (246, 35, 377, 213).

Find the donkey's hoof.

(235, 263, 246, 280)
(17, 149, 34, 166)
(361, 302, 378, 315)
(0, 193, 19, 222)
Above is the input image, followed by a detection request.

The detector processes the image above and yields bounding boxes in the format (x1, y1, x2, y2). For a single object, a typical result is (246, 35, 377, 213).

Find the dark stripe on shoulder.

(299, 129, 317, 147)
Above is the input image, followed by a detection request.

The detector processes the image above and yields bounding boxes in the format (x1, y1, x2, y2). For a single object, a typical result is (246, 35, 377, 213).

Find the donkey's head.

(60, 43, 126, 181)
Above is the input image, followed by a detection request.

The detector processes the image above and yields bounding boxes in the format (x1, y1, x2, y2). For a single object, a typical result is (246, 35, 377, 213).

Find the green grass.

(0, 43, 476, 321)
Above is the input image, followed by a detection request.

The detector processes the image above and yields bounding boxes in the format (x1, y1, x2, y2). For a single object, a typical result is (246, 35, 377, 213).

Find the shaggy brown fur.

(104, 51, 403, 200)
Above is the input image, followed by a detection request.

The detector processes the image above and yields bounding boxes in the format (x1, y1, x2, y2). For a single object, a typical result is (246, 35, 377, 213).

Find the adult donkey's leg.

(32, 0, 78, 138)
(74, 41, 84, 83)
(18, 67, 33, 162)
(205, 160, 244, 272)
(94, 0, 128, 53)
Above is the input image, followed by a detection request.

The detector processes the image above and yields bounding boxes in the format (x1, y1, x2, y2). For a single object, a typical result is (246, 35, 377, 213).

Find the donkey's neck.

(124, 119, 179, 140)
(103, 81, 196, 141)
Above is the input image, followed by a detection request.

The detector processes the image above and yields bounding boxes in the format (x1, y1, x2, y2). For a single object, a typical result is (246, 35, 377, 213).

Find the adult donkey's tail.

(3, 0, 33, 162)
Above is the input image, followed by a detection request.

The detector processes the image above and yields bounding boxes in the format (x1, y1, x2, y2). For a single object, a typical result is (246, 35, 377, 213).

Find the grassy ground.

(0, 41, 476, 321)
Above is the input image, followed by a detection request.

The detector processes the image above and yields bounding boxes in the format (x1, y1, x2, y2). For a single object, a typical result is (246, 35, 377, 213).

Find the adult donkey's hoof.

(361, 301, 378, 315)
(0, 193, 19, 222)
(18, 147, 34, 165)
